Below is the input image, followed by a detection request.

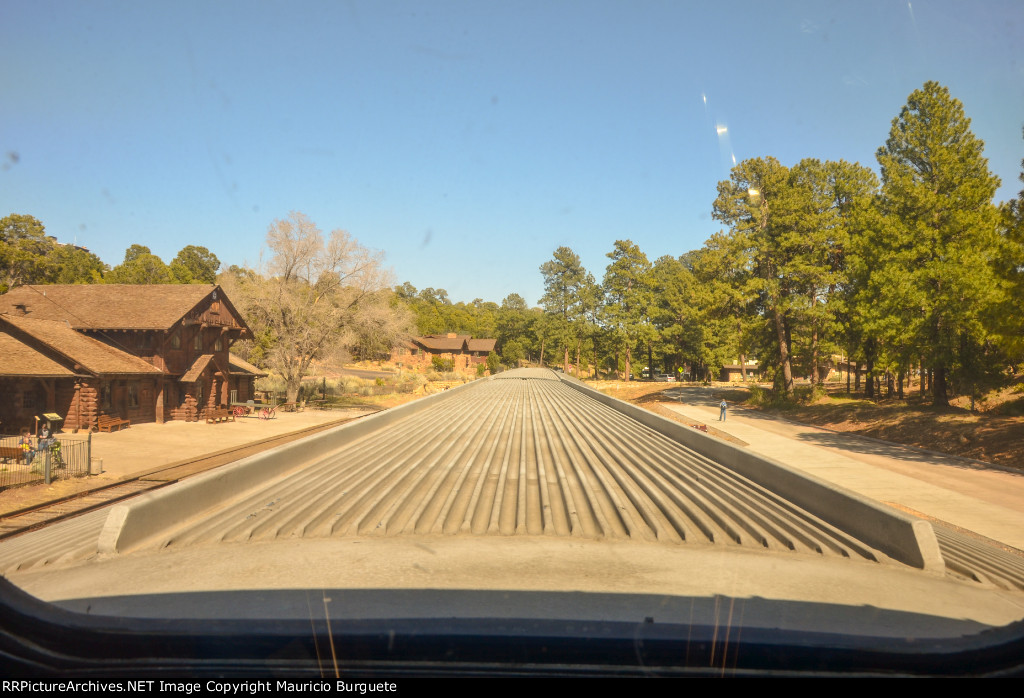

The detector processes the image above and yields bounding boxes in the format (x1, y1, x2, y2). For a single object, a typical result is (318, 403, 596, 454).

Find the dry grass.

(591, 378, 1024, 470)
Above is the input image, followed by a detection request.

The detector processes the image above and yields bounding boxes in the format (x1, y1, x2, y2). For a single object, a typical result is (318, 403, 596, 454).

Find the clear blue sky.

(3, 0, 1022, 306)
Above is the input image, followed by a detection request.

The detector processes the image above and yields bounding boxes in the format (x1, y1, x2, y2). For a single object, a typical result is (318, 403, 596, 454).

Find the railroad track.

(0, 411, 377, 542)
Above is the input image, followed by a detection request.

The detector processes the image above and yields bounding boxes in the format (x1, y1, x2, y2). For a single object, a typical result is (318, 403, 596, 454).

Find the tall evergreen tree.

(603, 240, 654, 381)
(712, 157, 800, 396)
(874, 82, 1003, 406)
(539, 247, 588, 373)
(998, 129, 1024, 364)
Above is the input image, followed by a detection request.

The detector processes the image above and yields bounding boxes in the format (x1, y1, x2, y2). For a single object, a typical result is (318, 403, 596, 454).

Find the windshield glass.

(1, 0, 1023, 675)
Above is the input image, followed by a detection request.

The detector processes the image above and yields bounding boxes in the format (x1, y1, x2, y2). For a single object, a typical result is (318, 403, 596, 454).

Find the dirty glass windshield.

(1, 0, 1023, 675)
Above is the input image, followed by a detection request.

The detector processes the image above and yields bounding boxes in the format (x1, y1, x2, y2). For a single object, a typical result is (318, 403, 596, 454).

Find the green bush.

(486, 351, 501, 374)
(431, 355, 454, 372)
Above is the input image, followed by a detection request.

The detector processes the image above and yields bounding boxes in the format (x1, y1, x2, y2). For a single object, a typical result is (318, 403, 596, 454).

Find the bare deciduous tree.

(227, 211, 411, 401)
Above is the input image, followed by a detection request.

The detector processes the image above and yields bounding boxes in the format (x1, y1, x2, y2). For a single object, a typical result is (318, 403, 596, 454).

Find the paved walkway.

(662, 390, 1024, 551)
(87, 408, 370, 479)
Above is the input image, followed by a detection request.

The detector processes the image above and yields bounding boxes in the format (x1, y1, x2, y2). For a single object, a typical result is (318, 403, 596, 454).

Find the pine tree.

(539, 247, 588, 374)
(874, 82, 1003, 406)
(997, 129, 1024, 364)
(603, 240, 654, 381)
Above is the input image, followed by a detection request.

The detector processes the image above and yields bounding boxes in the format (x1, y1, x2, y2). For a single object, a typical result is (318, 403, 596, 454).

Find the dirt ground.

(596, 379, 1024, 470)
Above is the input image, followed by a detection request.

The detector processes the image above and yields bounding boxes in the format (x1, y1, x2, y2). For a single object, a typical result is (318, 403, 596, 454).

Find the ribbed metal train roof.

(144, 369, 882, 560)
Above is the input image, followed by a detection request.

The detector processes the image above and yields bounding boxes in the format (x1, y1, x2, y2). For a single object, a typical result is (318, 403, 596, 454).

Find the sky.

(2, 0, 1022, 306)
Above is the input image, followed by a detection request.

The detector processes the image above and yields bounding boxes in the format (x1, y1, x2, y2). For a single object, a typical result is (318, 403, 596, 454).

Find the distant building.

(392, 333, 497, 371)
(0, 284, 264, 432)
(720, 359, 761, 382)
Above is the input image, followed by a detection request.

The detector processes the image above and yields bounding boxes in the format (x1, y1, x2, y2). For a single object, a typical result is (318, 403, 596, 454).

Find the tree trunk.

(563, 345, 569, 375)
(933, 364, 949, 407)
(865, 356, 874, 399)
(647, 342, 653, 381)
(772, 309, 794, 397)
(737, 318, 747, 381)
(897, 370, 905, 399)
(625, 346, 632, 382)
(574, 339, 581, 378)
(810, 295, 820, 385)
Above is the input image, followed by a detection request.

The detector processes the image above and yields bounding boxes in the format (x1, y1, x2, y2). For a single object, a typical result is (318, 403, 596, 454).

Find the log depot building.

(0, 285, 264, 432)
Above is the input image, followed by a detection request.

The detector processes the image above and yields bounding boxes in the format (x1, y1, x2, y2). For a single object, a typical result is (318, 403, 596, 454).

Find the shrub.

(486, 351, 501, 374)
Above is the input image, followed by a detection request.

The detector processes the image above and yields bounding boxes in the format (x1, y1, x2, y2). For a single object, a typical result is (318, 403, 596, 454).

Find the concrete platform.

(89, 408, 371, 480)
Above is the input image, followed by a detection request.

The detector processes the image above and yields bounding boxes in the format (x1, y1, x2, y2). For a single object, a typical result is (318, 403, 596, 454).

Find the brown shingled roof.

(228, 353, 268, 377)
(412, 334, 497, 353)
(415, 337, 464, 351)
(181, 354, 214, 383)
(0, 331, 78, 378)
(466, 338, 496, 353)
(0, 285, 224, 330)
(413, 334, 473, 351)
(1, 315, 162, 376)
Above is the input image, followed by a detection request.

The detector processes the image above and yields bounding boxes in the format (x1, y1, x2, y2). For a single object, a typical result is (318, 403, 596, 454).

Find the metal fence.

(0, 433, 92, 492)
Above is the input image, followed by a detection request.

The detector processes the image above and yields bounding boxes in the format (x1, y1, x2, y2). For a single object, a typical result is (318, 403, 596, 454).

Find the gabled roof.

(0, 331, 78, 378)
(414, 334, 469, 352)
(228, 353, 268, 377)
(466, 338, 496, 353)
(0, 315, 162, 377)
(412, 334, 497, 353)
(0, 284, 235, 331)
(181, 354, 214, 383)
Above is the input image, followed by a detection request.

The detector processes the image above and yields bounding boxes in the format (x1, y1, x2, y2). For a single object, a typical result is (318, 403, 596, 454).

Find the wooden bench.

(205, 408, 235, 424)
(97, 415, 130, 432)
(0, 445, 24, 464)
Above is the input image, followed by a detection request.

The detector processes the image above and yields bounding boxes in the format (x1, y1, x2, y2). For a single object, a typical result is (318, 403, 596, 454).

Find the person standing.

(39, 423, 54, 453)
(719, 399, 727, 421)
